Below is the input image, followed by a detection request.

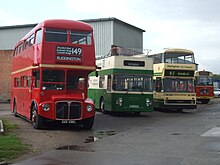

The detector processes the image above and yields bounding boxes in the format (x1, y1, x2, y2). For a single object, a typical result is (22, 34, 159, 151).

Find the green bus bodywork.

(88, 68, 153, 113)
(89, 88, 153, 112)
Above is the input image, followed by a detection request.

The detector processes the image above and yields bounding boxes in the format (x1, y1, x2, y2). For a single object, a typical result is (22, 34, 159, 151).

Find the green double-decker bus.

(88, 52, 153, 114)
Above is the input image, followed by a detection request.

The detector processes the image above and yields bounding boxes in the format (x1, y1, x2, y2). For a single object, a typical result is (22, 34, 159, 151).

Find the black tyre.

(100, 97, 107, 114)
(13, 99, 19, 117)
(201, 99, 210, 104)
(32, 105, 43, 129)
(81, 116, 95, 129)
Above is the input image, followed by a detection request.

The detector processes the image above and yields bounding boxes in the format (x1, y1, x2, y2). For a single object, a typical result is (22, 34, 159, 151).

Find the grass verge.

(0, 118, 29, 163)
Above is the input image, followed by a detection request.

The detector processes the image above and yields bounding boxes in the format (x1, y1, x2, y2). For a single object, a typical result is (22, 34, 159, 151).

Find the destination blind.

(124, 60, 145, 67)
(164, 70, 194, 77)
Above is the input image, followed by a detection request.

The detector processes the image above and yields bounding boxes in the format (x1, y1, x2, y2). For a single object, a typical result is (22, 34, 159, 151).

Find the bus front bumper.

(154, 99, 197, 109)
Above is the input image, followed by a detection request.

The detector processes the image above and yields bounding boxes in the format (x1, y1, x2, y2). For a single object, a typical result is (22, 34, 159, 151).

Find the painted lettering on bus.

(56, 56, 81, 61)
(164, 70, 194, 77)
(166, 65, 194, 69)
(56, 46, 82, 55)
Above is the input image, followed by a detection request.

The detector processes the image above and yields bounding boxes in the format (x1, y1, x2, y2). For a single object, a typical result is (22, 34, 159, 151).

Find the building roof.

(0, 23, 37, 30)
(0, 17, 145, 32)
(81, 17, 145, 32)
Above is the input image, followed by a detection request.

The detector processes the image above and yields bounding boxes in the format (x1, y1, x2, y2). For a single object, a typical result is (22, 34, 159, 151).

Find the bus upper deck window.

(70, 31, 92, 45)
(45, 28, 67, 43)
(35, 29, 42, 44)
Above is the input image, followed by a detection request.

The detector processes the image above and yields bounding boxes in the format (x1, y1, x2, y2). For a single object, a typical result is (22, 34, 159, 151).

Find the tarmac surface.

(1, 100, 220, 165)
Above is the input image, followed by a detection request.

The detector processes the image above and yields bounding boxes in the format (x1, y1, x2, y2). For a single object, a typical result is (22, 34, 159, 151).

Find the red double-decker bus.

(195, 70, 214, 104)
(11, 19, 96, 129)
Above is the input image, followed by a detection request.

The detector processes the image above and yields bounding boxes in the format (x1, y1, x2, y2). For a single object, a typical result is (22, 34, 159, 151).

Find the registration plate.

(61, 120, 76, 124)
(129, 105, 139, 108)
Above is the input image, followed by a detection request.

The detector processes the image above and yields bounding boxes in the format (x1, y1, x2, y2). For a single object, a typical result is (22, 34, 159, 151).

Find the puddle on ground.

(170, 132, 181, 136)
(84, 130, 116, 143)
(106, 130, 116, 136)
(56, 145, 95, 152)
(84, 136, 99, 143)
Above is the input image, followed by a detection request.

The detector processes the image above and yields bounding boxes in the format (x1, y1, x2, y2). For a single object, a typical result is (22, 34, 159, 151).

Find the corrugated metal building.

(0, 24, 36, 50)
(0, 17, 145, 55)
(82, 18, 145, 57)
(0, 17, 145, 102)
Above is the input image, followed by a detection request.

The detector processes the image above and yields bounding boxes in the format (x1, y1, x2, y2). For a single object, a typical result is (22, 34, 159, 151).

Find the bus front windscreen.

(163, 78, 195, 93)
(196, 76, 213, 86)
(164, 53, 195, 64)
(42, 69, 65, 90)
(42, 69, 86, 91)
(112, 74, 152, 92)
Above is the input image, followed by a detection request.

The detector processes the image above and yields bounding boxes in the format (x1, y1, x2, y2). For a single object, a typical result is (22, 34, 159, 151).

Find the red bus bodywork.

(195, 70, 214, 104)
(11, 19, 96, 129)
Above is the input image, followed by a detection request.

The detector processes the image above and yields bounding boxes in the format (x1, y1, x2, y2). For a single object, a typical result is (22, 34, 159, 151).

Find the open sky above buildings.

(1, 0, 220, 73)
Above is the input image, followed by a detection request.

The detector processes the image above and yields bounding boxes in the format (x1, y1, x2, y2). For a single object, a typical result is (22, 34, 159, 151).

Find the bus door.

(31, 70, 40, 104)
(154, 77, 162, 98)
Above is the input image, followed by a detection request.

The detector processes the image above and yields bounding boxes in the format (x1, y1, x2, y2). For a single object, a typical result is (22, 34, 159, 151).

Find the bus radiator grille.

(165, 100, 195, 104)
(56, 101, 81, 120)
(70, 102, 81, 119)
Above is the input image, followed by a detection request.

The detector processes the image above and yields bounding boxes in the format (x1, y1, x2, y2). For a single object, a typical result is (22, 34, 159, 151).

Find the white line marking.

(201, 127, 220, 137)
(0, 119, 4, 133)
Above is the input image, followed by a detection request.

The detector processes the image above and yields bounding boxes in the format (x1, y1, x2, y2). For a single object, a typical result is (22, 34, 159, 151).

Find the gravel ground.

(2, 112, 94, 163)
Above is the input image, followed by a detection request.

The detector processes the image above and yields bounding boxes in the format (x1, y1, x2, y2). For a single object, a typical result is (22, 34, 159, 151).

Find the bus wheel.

(201, 99, 210, 104)
(13, 99, 18, 117)
(32, 106, 43, 129)
(81, 116, 94, 129)
(100, 98, 107, 114)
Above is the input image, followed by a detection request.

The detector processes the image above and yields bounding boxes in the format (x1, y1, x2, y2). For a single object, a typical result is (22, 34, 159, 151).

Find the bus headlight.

(42, 104, 50, 111)
(145, 98, 152, 106)
(116, 98, 123, 106)
(86, 105, 93, 112)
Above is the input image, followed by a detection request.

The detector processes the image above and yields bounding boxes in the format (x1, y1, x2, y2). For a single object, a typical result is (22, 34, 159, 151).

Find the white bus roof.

(148, 48, 194, 56)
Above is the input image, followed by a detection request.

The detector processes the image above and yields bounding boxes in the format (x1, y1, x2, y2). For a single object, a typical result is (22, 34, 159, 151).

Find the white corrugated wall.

(113, 21, 143, 51)
(89, 21, 113, 58)
(0, 27, 33, 50)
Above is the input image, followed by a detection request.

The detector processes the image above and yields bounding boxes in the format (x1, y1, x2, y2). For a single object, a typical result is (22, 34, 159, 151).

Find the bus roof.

(195, 70, 213, 76)
(149, 48, 194, 56)
(21, 19, 93, 41)
(164, 48, 194, 55)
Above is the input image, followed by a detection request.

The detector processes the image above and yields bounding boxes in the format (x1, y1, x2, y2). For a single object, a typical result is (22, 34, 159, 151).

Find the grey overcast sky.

(1, 0, 220, 73)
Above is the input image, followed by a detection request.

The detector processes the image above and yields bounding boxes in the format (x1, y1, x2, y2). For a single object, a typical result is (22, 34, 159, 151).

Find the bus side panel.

(104, 93, 112, 112)
(10, 75, 15, 112)
(88, 88, 107, 110)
